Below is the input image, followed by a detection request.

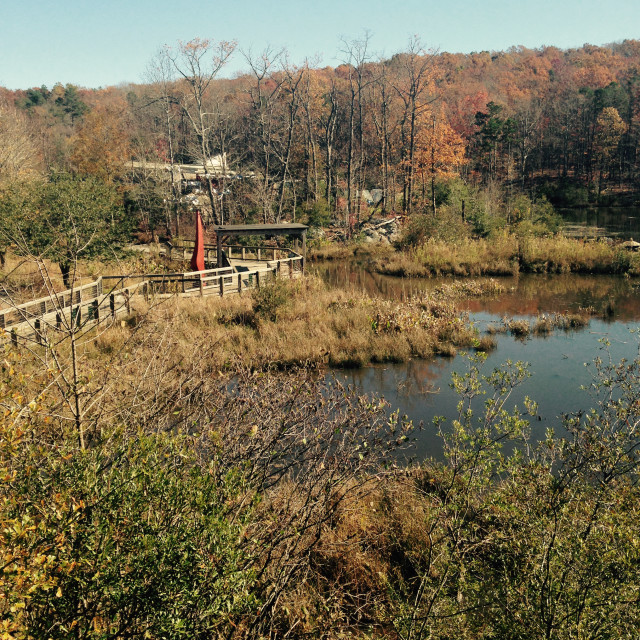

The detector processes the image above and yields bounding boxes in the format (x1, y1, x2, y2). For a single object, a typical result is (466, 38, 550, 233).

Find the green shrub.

(252, 278, 291, 321)
(300, 197, 333, 227)
(2, 429, 258, 639)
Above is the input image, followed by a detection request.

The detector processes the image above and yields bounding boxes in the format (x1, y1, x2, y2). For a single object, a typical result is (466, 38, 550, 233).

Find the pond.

(315, 262, 640, 460)
(559, 206, 640, 239)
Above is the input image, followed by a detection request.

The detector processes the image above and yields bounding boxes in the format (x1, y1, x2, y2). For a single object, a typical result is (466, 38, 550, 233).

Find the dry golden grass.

(96, 275, 485, 370)
(499, 311, 593, 339)
(309, 242, 394, 263)
(275, 466, 456, 635)
(371, 235, 640, 278)
(373, 235, 519, 278)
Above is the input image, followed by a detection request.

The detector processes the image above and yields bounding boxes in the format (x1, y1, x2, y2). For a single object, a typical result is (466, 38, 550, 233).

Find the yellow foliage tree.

(593, 106, 627, 199)
(0, 103, 40, 184)
(70, 103, 131, 183)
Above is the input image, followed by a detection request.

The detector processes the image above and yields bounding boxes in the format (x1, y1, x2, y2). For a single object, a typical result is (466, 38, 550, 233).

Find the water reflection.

(316, 263, 640, 460)
(315, 262, 640, 320)
(336, 318, 640, 461)
(560, 206, 640, 240)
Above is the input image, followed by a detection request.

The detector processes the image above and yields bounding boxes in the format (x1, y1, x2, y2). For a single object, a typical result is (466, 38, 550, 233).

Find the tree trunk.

(60, 262, 72, 289)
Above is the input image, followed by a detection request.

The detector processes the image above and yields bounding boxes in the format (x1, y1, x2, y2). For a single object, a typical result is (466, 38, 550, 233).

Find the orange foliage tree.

(413, 106, 467, 213)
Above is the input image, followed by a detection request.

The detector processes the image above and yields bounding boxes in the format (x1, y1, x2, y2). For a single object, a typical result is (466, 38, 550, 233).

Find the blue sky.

(1, 0, 638, 90)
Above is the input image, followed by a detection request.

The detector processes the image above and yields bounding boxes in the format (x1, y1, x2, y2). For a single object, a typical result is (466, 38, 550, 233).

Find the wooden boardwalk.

(1, 249, 304, 345)
(0, 278, 149, 346)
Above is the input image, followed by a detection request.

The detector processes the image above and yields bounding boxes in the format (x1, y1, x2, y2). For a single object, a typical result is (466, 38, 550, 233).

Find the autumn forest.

(2, 37, 640, 233)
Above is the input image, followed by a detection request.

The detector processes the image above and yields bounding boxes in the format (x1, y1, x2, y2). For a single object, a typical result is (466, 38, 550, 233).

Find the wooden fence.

(1, 252, 303, 345)
(103, 254, 303, 298)
(167, 240, 302, 267)
(0, 278, 149, 345)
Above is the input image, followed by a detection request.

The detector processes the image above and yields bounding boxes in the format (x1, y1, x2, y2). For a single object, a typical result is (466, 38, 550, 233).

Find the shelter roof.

(211, 223, 308, 237)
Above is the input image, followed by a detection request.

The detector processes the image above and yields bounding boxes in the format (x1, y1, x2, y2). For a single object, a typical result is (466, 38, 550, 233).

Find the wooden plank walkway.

(1, 250, 304, 345)
(0, 278, 149, 346)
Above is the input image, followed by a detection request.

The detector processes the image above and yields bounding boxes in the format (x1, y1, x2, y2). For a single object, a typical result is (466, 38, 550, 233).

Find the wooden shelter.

(211, 223, 308, 271)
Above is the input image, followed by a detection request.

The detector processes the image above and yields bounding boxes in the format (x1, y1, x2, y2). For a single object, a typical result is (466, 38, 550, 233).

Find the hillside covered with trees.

(1, 38, 639, 235)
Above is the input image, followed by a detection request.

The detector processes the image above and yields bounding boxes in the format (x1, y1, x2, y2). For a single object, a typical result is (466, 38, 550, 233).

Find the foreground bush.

(0, 328, 409, 639)
(284, 353, 640, 638)
(3, 312, 640, 638)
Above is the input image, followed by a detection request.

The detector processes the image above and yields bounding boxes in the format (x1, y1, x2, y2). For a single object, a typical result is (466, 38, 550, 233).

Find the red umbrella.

(190, 210, 205, 272)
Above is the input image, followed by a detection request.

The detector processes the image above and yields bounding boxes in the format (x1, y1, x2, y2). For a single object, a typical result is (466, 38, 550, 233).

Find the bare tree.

(166, 38, 236, 225)
(340, 32, 374, 233)
(300, 62, 321, 202)
(144, 50, 184, 235)
(242, 47, 287, 223)
(369, 61, 400, 212)
(274, 58, 306, 222)
(318, 79, 339, 211)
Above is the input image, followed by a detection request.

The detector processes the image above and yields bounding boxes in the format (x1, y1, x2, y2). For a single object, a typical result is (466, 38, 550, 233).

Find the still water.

(560, 206, 640, 240)
(316, 263, 640, 459)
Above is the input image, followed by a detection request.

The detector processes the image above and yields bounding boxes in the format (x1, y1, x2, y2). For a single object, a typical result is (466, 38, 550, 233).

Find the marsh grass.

(372, 235, 640, 278)
(309, 243, 393, 262)
(498, 311, 593, 340)
(98, 275, 490, 370)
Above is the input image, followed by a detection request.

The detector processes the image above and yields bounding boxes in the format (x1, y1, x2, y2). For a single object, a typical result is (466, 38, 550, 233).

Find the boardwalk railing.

(166, 243, 219, 264)
(0, 278, 150, 345)
(104, 255, 303, 298)
(225, 245, 299, 262)
(1, 253, 303, 345)
(168, 239, 302, 266)
(103, 268, 235, 295)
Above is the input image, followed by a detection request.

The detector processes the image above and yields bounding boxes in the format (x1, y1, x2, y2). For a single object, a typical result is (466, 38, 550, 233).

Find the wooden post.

(238, 273, 242, 294)
(219, 276, 224, 297)
(125, 290, 131, 314)
(199, 274, 204, 296)
(257, 248, 261, 261)
(242, 247, 246, 260)
(11, 329, 17, 346)
(56, 312, 62, 329)
(71, 305, 81, 329)
(277, 261, 281, 278)
(35, 319, 42, 345)
(289, 259, 293, 278)
(302, 231, 307, 273)
(182, 274, 186, 294)
(110, 294, 115, 319)
(256, 271, 260, 289)
(217, 233, 223, 268)
(93, 300, 100, 322)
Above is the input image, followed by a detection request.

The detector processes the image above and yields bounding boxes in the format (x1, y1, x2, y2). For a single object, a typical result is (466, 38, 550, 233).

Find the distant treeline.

(2, 38, 640, 228)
